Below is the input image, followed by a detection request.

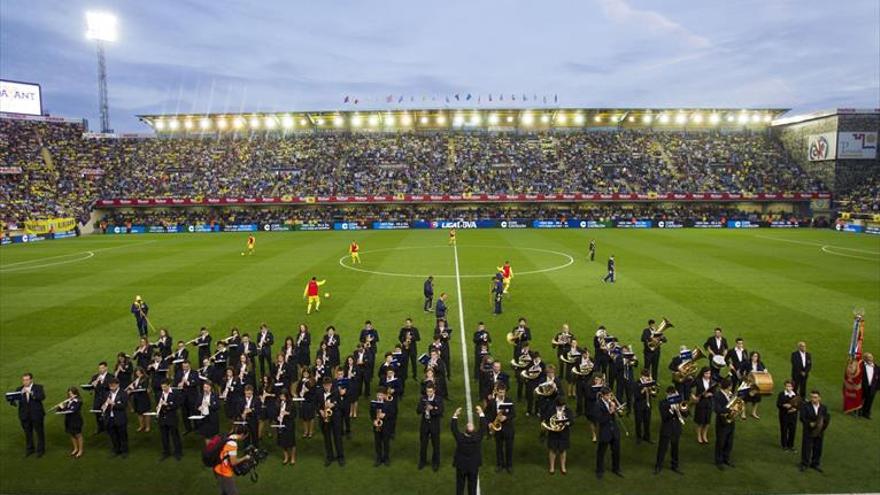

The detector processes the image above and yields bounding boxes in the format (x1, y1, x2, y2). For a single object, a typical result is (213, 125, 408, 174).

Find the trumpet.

(723, 381, 752, 423)
(646, 318, 674, 352)
(551, 333, 572, 348)
(488, 410, 507, 433)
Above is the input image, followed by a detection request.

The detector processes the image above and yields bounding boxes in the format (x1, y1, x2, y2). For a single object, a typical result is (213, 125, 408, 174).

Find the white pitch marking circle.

(0, 251, 96, 273)
(338, 245, 575, 279)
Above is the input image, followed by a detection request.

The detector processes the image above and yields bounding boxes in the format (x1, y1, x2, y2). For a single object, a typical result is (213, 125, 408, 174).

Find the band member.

(296, 370, 316, 439)
(452, 406, 487, 495)
(472, 322, 491, 379)
(423, 276, 435, 313)
(155, 328, 173, 359)
(594, 326, 611, 377)
(483, 361, 510, 402)
(342, 355, 362, 418)
(196, 381, 220, 443)
(799, 390, 830, 472)
(235, 353, 255, 388)
(633, 368, 655, 444)
(294, 324, 311, 373)
(655, 386, 688, 475)
(596, 387, 623, 478)
(56, 387, 84, 458)
(496, 260, 513, 294)
(131, 295, 150, 338)
(132, 337, 153, 371)
(127, 368, 151, 433)
(777, 379, 799, 451)
(102, 378, 128, 457)
(170, 341, 189, 368)
(275, 391, 296, 466)
(9, 373, 45, 457)
(743, 351, 766, 419)
(589, 239, 596, 261)
(487, 383, 515, 473)
(349, 240, 361, 263)
(727, 337, 748, 388)
(334, 369, 353, 438)
(258, 375, 277, 441)
(602, 255, 615, 283)
(224, 327, 242, 367)
(89, 361, 111, 433)
(546, 397, 573, 475)
(862, 352, 878, 419)
(175, 360, 200, 433)
(114, 352, 133, 389)
(572, 351, 594, 415)
(360, 320, 380, 394)
(399, 318, 422, 379)
(669, 346, 696, 398)
(371, 386, 392, 467)
(209, 341, 228, 385)
(713, 378, 736, 469)
(435, 293, 448, 324)
(552, 324, 574, 380)
(237, 385, 262, 448)
(524, 353, 545, 416)
(435, 318, 453, 379)
(586, 374, 605, 442)
(535, 364, 561, 419)
(303, 276, 326, 314)
(280, 336, 296, 366)
(492, 275, 504, 315)
(791, 341, 812, 397)
(256, 323, 275, 378)
(417, 383, 444, 471)
(220, 368, 242, 421)
(193, 327, 212, 365)
(157, 380, 182, 461)
(641, 319, 666, 381)
(692, 367, 714, 444)
(511, 317, 532, 361)
(704, 328, 729, 380)
(316, 377, 345, 466)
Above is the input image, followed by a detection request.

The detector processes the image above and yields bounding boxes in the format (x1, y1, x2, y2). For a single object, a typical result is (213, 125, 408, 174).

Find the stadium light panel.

(470, 114, 481, 126)
(199, 118, 211, 130)
(316, 118, 325, 126)
(264, 116, 276, 129)
(522, 113, 534, 126)
(419, 116, 428, 125)
(488, 113, 499, 125)
(85, 12, 118, 42)
(183, 119, 193, 130)
(627, 116, 635, 122)
(232, 118, 244, 129)
(692, 113, 703, 124)
(334, 116, 344, 127)
(594, 115, 602, 123)
(709, 113, 720, 125)
(385, 115, 396, 126)
(281, 115, 294, 128)
(453, 114, 464, 126)
(300, 118, 308, 126)
(437, 115, 447, 125)
(726, 114, 735, 123)
(658, 114, 669, 124)
(675, 113, 686, 124)
(351, 115, 362, 127)
(557, 113, 567, 124)
(506, 115, 514, 123)
(154, 120, 165, 130)
(216, 118, 228, 130)
(751, 113, 761, 123)
(574, 113, 585, 125)
(401, 114, 412, 126)
(642, 114, 652, 124)
(541, 114, 550, 124)
(368, 115, 379, 127)
(249, 117, 260, 129)
(763, 114, 772, 123)
(168, 119, 180, 130)
(737, 113, 748, 124)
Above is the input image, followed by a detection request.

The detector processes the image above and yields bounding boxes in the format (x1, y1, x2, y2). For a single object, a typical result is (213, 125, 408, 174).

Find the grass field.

(1, 228, 878, 495)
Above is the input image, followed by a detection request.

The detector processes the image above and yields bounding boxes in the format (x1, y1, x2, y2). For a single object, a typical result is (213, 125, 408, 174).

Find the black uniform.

(776, 390, 799, 450)
(10, 384, 46, 455)
(256, 330, 275, 378)
(641, 326, 666, 380)
(862, 361, 879, 418)
(655, 396, 688, 471)
(486, 398, 515, 470)
(371, 400, 392, 465)
(59, 397, 84, 435)
(633, 380, 655, 442)
(595, 399, 622, 476)
(423, 278, 434, 312)
(196, 391, 220, 438)
(102, 389, 129, 455)
(713, 391, 735, 466)
(156, 389, 182, 458)
(316, 389, 345, 464)
(452, 416, 488, 495)
(399, 325, 422, 379)
(790, 350, 812, 398)
(417, 393, 444, 469)
(799, 402, 830, 469)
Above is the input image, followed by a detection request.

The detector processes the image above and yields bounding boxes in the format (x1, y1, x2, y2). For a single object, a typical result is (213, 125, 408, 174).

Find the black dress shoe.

(120, 453, 128, 459)
(495, 466, 502, 473)
(338, 458, 345, 467)
(160, 454, 170, 462)
(35, 452, 44, 458)
(716, 463, 725, 471)
(175, 454, 182, 461)
(724, 461, 735, 468)
(506, 467, 512, 474)
(374, 460, 381, 467)
(384, 459, 391, 467)
(596, 471, 604, 479)
(612, 470, 624, 478)
(672, 468, 684, 475)
(25, 451, 34, 458)
(432, 464, 439, 472)
(811, 466, 823, 473)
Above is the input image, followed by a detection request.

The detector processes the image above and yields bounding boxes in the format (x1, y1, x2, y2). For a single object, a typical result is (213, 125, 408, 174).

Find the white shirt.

(735, 348, 744, 361)
(108, 391, 118, 417)
(866, 363, 875, 384)
(812, 403, 820, 415)
(800, 351, 807, 367)
(715, 337, 722, 349)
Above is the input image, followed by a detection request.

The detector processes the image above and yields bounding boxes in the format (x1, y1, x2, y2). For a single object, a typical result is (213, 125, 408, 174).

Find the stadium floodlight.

(574, 113, 585, 125)
(541, 114, 550, 124)
(154, 119, 165, 130)
(594, 115, 603, 123)
(506, 115, 514, 123)
(334, 116, 344, 127)
(216, 117, 228, 130)
(675, 113, 686, 124)
(249, 116, 261, 129)
(300, 118, 308, 126)
(199, 118, 211, 130)
(488, 113, 499, 125)
(658, 114, 669, 124)
(642, 114, 652, 124)
(557, 113, 567, 124)
(168, 119, 180, 130)
(385, 114, 395, 126)
(316, 118, 325, 126)
(737, 113, 748, 124)
(763, 114, 772, 123)
(85, 11, 118, 133)
(522, 112, 534, 126)
(726, 114, 735, 123)
(453, 114, 464, 126)
(264, 116, 276, 129)
(183, 119, 193, 130)
(470, 113, 481, 126)
(281, 115, 294, 128)
(351, 115, 362, 128)
(401, 114, 412, 126)
(233, 117, 245, 129)
(751, 113, 761, 123)
(709, 113, 720, 125)
(692, 113, 703, 124)
(368, 115, 379, 127)
(437, 114, 447, 125)
(419, 116, 429, 125)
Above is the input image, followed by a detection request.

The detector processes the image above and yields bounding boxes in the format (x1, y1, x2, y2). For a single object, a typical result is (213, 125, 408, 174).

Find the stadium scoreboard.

(0, 79, 42, 116)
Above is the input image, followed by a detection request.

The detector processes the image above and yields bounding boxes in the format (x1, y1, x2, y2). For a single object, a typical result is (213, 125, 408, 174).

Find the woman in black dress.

(281, 337, 296, 366)
(132, 337, 153, 372)
(220, 367, 242, 420)
(225, 327, 242, 366)
(294, 324, 311, 374)
(322, 326, 341, 371)
(342, 355, 361, 418)
(196, 381, 220, 443)
(156, 328, 173, 359)
(585, 374, 604, 442)
(275, 391, 296, 465)
(691, 367, 715, 444)
(128, 367, 152, 432)
(545, 397, 574, 475)
(57, 386, 84, 458)
(296, 370, 316, 439)
(114, 352, 133, 389)
(258, 375, 278, 440)
(744, 351, 766, 419)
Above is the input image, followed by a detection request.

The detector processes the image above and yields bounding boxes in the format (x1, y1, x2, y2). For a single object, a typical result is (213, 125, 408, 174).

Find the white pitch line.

(0, 240, 157, 273)
(820, 245, 880, 261)
(754, 235, 880, 256)
(451, 242, 481, 495)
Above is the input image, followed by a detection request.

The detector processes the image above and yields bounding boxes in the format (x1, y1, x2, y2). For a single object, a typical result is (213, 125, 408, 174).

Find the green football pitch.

(1, 228, 878, 495)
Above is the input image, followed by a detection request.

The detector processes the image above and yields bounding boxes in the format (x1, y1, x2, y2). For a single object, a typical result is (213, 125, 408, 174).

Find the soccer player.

(448, 228, 457, 246)
(349, 240, 361, 264)
(602, 255, 616, 284)
(589, 239, 596, 262)
(303, 277, 326, 314)
(496, 261, 513, 294)
(244, 234, 256, 256)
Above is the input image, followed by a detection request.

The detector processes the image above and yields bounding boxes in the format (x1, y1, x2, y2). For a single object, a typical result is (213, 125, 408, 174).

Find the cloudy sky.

(1, 0, 878, 132)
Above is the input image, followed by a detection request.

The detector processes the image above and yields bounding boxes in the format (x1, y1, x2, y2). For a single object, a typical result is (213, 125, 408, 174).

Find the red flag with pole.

(843, 312, 865, 414)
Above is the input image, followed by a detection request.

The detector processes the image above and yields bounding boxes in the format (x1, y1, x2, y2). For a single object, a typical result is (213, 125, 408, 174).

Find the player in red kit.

(495, 261, 513, 294)
(349, 241, 361, 264)
(303, 276, 326, 314)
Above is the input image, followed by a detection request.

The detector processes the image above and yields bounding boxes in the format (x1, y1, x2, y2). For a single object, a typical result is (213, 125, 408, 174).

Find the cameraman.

(213, 426, 251, 495)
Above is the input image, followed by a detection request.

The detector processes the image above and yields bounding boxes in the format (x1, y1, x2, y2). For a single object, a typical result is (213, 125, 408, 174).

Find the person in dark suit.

(423, 276, 434, 313)
(640, 320, 666, 381)
(727, 338, 749, 388)
(156, 380, 182, 461)
(360, 321, 380, 392)
(417, 383, 444, 471)
(799, 390, 830, 472)
(370, 387, 392, 467)
(703, 328, 729, 366)
(486, 383, 515, 473)
(275, 391, 296, 466)
(237, 385, 262, 449)
(511, 318, 532, 363)
(399, 318, 421, 380)
(130, 295, 149, 338)
(57, 386, 84, 458)
(435, 292, 448, 324)
(860, 352, 878, 419)
(602, 255, 616, 283)
(545, 397, 573, 474)
(196, 381, 220, 443)
(89, 362, 111, 433)
(256, 323, 275, 378)
(776, 379, 799, 451)
(316, 377, 344, 466)
(790, 341, 812, 397)
(713, 378, 736, 470)
(655, 386, 688, 474)
(451, 406, 487, 495)
(435, 319, 453, 379)
(174, 361, 201, 434)
(102, 378, 129, 457)
(632, 368, 655, 444)
(8, 373, 46, 457)
(193, 327, 212, 365)
(595, 387, 623, 478)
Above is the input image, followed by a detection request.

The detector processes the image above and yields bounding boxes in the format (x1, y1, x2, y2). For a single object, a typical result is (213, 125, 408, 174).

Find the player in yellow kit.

(303, 277, 327, 314)
(242, 234, 256, 256)
(496, 260, 513, 294)
(349, 240, 361, 264)
(448, 228, 457, 246)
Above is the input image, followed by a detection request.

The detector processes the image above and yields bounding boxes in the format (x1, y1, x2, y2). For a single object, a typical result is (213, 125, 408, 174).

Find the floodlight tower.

(85, 12, 117, 133)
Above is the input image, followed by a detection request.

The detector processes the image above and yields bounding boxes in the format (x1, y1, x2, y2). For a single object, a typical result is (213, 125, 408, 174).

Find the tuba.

(723, 381, 752, 423)
(646, 318, 674, 352)
(672, 347, 706, 383)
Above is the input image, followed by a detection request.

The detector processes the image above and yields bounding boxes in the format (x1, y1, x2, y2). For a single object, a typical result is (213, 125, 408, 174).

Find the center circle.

(338, 244, 574, 279)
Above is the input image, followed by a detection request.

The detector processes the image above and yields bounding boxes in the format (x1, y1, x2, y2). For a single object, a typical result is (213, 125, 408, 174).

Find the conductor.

(451, 406, 487, 495)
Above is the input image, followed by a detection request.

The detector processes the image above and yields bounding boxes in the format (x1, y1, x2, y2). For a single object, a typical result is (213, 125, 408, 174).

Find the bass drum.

(748, 371, 774, 395)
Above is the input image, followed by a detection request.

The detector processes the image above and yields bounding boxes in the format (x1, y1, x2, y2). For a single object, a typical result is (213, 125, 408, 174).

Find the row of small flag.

(342, 93, 559, 105)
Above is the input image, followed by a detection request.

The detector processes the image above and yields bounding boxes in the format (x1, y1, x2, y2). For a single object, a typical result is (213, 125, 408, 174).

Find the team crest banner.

(843, 313, 865, 413)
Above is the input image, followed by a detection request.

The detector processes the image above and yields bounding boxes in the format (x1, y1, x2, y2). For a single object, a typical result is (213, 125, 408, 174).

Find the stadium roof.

(137, 107, 788, 133)
(770, 108, 880, 126)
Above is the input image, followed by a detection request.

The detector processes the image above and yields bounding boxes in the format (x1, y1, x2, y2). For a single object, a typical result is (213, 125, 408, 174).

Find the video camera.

(233, 445, 269, 482)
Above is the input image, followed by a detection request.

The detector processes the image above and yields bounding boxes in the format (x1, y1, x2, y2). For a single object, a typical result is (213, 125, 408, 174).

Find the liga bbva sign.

(837, 132, 877, 159)
(807, 132, 836, 161)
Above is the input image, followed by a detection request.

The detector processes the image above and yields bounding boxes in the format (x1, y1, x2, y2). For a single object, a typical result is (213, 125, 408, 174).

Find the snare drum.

(748, 371, 774, 395)
(711, 355, 727, 369)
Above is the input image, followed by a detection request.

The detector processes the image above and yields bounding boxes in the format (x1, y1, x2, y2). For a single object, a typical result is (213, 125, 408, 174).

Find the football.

(324, 292, 330, 298)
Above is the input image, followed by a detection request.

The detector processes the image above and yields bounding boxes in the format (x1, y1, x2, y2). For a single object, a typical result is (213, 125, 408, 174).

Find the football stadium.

(1, 2, 879, 495)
